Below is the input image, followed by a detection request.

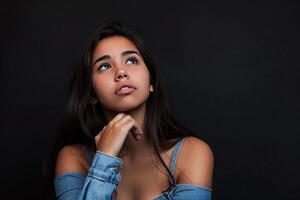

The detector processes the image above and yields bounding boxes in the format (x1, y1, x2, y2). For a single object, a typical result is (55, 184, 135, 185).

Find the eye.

(126, 57, 138, 65)
(98, 63, 111, 71)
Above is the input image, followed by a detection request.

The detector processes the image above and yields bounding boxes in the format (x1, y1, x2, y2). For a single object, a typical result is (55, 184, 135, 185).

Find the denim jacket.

(54, 137, 212, 199)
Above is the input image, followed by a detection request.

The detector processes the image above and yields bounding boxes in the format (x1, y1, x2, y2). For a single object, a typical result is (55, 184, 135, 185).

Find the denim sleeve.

(54, 151, 123, 200)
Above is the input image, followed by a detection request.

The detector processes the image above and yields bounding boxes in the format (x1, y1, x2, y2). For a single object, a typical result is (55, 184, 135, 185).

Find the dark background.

(1, 0, 299, 199)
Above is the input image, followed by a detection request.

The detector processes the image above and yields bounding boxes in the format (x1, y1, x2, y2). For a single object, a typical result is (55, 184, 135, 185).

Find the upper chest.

(115, 148, 179, 200)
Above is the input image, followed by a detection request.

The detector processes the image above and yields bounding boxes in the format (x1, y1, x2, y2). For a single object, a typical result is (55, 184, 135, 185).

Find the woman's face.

(91, 36, 152, 112)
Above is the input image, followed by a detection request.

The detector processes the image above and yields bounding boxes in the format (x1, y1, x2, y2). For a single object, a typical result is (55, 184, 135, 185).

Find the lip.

(115, 82, 137, 95)
(116, 87, 136, 95)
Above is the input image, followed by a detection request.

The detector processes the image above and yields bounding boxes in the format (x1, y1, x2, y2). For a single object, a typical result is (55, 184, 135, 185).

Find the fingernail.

(136, 134, 142, 140)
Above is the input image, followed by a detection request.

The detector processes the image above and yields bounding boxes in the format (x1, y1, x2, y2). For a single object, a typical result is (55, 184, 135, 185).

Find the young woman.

(44, 22, 214, 200)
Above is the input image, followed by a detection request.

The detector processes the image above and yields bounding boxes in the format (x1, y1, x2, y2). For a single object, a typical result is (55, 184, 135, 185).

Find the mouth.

(116, 87, 136, 95)
(115, 83, 137, 96)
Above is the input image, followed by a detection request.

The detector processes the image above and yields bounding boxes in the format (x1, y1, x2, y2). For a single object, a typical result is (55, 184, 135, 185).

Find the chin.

(112, 99, 147, 113)
(103, 92, 150, 113)
(117, 104, 144, 113)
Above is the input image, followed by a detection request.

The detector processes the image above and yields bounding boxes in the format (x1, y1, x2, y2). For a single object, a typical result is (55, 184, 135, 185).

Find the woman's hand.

(94, 113, 144, 157)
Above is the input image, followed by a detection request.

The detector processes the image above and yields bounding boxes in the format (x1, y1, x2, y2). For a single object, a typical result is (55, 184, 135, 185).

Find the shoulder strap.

(168, 137, 185, 183)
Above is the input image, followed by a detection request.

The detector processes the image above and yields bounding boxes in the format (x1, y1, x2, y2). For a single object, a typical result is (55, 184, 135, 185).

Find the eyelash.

(97, 57, 139, 71)
(126, 57, 138, 64)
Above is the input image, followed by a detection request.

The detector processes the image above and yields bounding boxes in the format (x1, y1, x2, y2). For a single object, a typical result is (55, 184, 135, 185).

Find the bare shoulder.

(182, 136, 214, 158)
(55, 143, 90, 176)
(177, 136, 214, 189)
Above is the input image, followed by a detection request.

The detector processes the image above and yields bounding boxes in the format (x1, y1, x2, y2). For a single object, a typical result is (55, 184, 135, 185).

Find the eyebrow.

(93, 50, 141, 66)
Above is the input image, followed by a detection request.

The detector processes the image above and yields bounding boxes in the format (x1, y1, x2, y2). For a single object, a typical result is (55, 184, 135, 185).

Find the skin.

(91, 36, 155, 162)
(55, 36, 213, 200)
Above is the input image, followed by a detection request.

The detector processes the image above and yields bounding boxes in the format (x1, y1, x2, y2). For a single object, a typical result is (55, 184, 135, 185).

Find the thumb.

(95, 125, 107, 143)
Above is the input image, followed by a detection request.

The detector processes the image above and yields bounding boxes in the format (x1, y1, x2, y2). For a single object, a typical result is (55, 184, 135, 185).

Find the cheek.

(136, 65, 151, 83)
(133, 68, 151, 90)
(92, 75, 113, 97)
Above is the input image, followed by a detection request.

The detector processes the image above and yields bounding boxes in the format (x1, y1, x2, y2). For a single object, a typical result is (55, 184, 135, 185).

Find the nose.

(115, 68, 129, 81)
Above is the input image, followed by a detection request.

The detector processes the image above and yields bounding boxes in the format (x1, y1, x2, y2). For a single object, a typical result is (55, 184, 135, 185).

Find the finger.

(131, 125, 143, 135)
(95, 133, 102, 143)
(119, 116, 143, 135)
(130, 127, 143, 141)
(132, 120, 143, 135)
(95, 125, 106, 140)
(127, 123, 144, 140)
(120, 119, 136, 134)
(96, 125, 106, 137)
(134, 133, 142, 140)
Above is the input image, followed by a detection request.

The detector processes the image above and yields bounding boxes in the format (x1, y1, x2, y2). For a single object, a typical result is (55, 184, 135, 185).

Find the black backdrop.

(1, 1, 299, 199)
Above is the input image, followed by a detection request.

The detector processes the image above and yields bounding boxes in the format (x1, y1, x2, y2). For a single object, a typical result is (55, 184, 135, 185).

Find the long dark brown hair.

(43, 21, 200, 199)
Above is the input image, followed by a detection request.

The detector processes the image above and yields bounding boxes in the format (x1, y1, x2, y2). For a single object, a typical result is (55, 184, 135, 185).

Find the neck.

(102, 103, 155, 162)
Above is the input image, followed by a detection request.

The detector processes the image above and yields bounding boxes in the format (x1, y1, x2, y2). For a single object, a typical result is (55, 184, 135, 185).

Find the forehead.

(93, 36, 139, 59)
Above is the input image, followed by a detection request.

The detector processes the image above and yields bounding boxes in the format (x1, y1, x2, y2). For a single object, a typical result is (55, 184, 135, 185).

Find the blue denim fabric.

(55, 151, 122, 200)
(54, 137, 212, 199)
